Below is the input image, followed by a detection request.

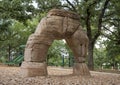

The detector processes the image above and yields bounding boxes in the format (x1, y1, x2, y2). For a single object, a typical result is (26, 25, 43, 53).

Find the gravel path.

(0, 66, 120, 85)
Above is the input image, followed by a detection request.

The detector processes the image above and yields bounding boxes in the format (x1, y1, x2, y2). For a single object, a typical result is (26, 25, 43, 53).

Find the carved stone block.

(21, 61, 47, 77)
(73, 63, 90, 76)
(24, 44, 49, 62)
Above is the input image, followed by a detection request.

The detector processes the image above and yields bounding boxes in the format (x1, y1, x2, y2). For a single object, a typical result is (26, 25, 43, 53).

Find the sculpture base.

(21, 61, 47, 77)
(73, 63, 90, 76)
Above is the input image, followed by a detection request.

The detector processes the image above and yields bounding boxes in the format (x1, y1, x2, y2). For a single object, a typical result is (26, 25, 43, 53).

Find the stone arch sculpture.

(21, 9, 90, 77)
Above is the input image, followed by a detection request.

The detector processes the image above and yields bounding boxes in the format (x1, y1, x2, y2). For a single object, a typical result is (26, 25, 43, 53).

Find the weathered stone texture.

(21, 62, 47, 77)
(73, 63, 90, 76)
(21, 9, 90, 77)
(47, 9, 80, 20)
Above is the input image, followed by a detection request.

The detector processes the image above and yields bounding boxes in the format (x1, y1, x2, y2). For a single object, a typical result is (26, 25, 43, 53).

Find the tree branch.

(93, 0, 110, 43)
(86, 8, 92, 39)
(65, 0, 77, 12)
(85, 0, 101, 42)
(102, 25, 118, 37)
(88, 0, 101, 8)
(103, 18, 120, 23)
(101, 33, 115, 41)
(0, 6, 7, 11)
(103, 12, 114, 18)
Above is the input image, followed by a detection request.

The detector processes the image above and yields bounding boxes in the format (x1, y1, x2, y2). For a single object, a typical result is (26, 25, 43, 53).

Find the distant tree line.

(0, 0, 120, 70)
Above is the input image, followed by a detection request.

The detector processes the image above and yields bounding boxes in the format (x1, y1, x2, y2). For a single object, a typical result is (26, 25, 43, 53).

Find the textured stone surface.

(21, 62, 47, 77)
(21, 9, 90, 77)
(73, 63, 90, 76)
(47, 9, 80, 20)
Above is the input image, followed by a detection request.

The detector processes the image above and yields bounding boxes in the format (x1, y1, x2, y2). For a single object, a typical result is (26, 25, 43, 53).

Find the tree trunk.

(68, 56, 71, 67)
(62, 56, 64, 67)
(87, 0, 110, 71)
(8, 45, 11, 61)
(87, 41, 94, 70)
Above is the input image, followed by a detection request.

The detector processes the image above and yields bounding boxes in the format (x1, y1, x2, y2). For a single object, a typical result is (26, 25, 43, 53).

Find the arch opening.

(47, 40, 74, 67)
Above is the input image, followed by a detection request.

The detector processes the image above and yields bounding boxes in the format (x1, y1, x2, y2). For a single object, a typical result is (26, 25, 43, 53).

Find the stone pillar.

(21, 62, 47, 77)
(73, 63, 90, 76)
(21, 34, 51, 77)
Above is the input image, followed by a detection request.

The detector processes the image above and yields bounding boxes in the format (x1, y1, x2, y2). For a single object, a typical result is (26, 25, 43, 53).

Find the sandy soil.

(0, 66, 120, 85)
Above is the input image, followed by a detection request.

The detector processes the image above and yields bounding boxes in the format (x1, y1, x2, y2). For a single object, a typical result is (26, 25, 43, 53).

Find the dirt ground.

(0, 65, 120, 85)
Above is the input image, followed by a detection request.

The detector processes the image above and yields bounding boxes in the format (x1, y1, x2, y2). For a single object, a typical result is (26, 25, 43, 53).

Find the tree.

(103, 20, 120, 69)
(0, 20, 26, 61)
(0, 0, 41, 62)
(93, 39, 108, 69)
(61, 0, 111, 70)
(0, 0, 36, 42)
(106, 40, 120, 69)
(0, 17, 39, 62)
(0, 0, 35, 22)
(101, 0, 120, 69)
(0, 19, 12, 41)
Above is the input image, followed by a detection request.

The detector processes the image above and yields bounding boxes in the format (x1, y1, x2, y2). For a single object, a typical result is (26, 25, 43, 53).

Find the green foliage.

(94, 47, 107, 69)
(0, 0, 35, 21)
(0, 20, 25, 61)
(47, 40, 74, 67)
(106, 40, 120, 66)
(0, 19, 12, 41)
(47, 40, 66, 66)
(0, 56, 6, 63)
(36, 0, 62, 12)
(0, 17, 39, 62)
